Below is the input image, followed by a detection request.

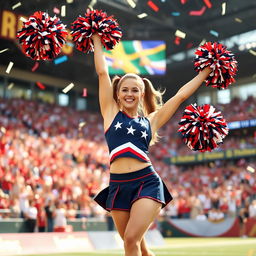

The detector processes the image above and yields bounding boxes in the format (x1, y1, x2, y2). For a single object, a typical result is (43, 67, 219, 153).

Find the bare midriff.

(110, 157, 151, 174)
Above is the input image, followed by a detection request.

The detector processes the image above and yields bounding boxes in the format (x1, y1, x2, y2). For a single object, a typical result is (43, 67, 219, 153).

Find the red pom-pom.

(71, 9, 122, 53)
(17, 11, 68, 60)
(178, 104, 229, 152)
(194, 42, 238, 89)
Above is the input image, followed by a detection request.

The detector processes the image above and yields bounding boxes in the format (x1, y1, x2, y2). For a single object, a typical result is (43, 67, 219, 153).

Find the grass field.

(22, 237, 256, 256)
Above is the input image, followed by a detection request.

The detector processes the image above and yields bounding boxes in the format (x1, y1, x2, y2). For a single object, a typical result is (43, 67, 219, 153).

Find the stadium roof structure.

(0, 0, 256, 97)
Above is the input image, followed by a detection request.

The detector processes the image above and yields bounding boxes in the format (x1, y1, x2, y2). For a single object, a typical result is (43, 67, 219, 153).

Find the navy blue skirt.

(94, 165, 173, 212)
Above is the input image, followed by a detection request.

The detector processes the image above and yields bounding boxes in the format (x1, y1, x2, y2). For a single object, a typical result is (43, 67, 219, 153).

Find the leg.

(124, 198, 162, 256)
(111, 210, 155, 256)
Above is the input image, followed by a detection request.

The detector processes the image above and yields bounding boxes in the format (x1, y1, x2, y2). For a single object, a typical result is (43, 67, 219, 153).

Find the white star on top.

(140, 121, 147, 128)
(127, 126, 136, 135)
(114, 121, 122, 130)
(141, 130, 148, 139)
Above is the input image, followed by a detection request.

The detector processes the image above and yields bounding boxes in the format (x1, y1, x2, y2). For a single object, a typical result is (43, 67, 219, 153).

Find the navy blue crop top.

(105, 111, 152, 163)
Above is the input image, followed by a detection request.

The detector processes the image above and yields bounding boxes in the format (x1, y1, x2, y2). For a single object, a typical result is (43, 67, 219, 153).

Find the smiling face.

(117, 77, 144, 113)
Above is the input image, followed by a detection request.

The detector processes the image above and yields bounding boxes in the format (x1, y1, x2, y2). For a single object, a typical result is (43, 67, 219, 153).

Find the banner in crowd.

(104, 40, 166, 75)
(166, 148, 256, 165)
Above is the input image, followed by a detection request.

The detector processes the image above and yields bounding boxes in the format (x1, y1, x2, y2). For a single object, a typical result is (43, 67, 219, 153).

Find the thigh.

(125, 198, 162, 241)
(111, 210, 130, 239)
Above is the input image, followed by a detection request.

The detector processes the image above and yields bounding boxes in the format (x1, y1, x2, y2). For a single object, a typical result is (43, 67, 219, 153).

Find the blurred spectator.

(24, 200, 38, 232)
(249, 200, 256, 218)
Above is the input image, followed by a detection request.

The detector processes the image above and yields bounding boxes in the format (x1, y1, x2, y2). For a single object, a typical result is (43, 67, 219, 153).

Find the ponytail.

(142, 78, 165, 145)
(112, 75, 121, 104)
(142, 78, 164, 116)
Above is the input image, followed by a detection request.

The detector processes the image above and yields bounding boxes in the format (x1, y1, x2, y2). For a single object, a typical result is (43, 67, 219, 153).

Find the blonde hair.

(112, 73, 164, 144)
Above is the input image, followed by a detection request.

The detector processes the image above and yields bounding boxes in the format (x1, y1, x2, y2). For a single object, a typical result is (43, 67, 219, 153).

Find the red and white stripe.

(110, 142, 150, 162)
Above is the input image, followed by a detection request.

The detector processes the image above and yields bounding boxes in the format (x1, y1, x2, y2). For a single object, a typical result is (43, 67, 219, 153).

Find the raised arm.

(92, 34, 118, 118)
(149, 67, 211, 133)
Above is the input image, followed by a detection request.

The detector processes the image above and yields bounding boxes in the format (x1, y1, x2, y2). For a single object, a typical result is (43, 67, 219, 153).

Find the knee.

(124, 232, 140, 250)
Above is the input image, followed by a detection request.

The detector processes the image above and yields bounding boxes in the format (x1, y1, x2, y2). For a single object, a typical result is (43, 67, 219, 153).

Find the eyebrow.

(121, 86, 139, 89)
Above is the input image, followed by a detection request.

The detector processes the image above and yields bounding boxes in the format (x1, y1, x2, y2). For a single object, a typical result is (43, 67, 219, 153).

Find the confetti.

(83, 88, 87, 97)
(127, 0, 136, 8)
(186, 42, 193, 49)
(31, 62, 39, 72)
(53, 7, 60, 14)
(171, 12, 180, 16)
(189, 6, 206, 16)
(249, 49, 256, 56)
(147, 1, 159, 12)
(6, 62, 14, 74)
(0, 48, 9, 54)
(66, 0, 74, 3)
(7, 83, 14, 90)
(62, 83, 74, 93)
(203, 0, 212, 8)
(78, 121, 86, 129)
(175, 29, 186, 39)
(210, 30, 219, 37)
(199, 39, 206, 46)
(12, 2, 21, 10)
(0, 127, 6, 134)
(54, 55, 68, 65)
(235, 18, 242, 23)
(61, 5, 66, 17)
(88, 0, 97, 10)
(36, 82, 46, 90)
(19, 16, 27, 23)
(247, 166, 255, 173)
(137, 13, 148, 19)
(174, 36, 181, 45)
(180, 0, 188, 4)
(222, 2, 226, 15)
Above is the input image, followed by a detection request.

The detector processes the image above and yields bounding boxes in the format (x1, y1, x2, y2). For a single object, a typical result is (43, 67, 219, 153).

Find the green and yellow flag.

(104, 40, 166, 75)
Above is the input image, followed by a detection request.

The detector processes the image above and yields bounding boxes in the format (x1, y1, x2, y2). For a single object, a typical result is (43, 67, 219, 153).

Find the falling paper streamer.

(19, 16, 27, 23)
(249, 50, 256, 56)
(171, 12, 180, 16)
(32, 62, 39, 72)
(7, 83, 14, 90)
(189, 6, 206, 16)
(12, 2, 21, 10)
(83, 88, 87, 97)
(6, 62, 14, 74)
(203, 0, 212, 8)
(36, 82, 46, 90)
(61, 5, 66, 17)
(222, 2, 226, 16)
(137, 13, 148, 19)
(78, 121, 86, 129)
(210, 30, 219, 37)
(174, 36, 181, 45)
(53, 7, 60, 14)
(62, 83, 74, 93)
(175, 30, 186, 39)
(235, 18, 242, 23)
(147, 1, 159, 12)
(0, 48, 9, 54)
(127, 0, 136, 8)
(54, 55, 68, 65)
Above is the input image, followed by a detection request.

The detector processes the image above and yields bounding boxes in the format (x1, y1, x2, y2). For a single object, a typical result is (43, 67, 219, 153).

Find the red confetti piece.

(53, 7, 60, 14)
(36, 82, 46, 90)
(31, 62, 39, 72)
(186, 42, 193, 49)
(203, 0, 212, 8)
(83, 88, 87, 97)
(189, 6, 207, 16)
(180, 0, 188, 4)
(147, 1, 159, 12)
(174, 36, 181, 45)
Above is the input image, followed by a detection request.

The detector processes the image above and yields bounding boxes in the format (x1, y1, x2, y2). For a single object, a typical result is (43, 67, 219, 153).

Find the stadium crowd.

(0, 96, 256, 232)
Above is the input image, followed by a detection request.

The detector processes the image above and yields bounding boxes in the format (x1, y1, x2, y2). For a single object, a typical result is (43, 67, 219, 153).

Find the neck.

(121, 108, 138, 118)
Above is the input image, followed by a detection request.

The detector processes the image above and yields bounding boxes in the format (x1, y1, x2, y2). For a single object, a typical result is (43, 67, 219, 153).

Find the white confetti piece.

(0, 48, 9, 54)
(249, 49, 256, 56)
(66, 0, 74, 3)
(7, 83, 14, 90)
(12, 2, 21, 10)
(137, 13, 148, 19)
(20, 16, 27, 23)
(175, 30, 186, 39)
(6, 62, 14, 74)
(127, 0, 136, 8)
(0, 127, 6, 134)
(221, 2, 226, 15)
(235, 18, 242, 23)
(61, 5, 66, 17)
(62, 83, 74, 93)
